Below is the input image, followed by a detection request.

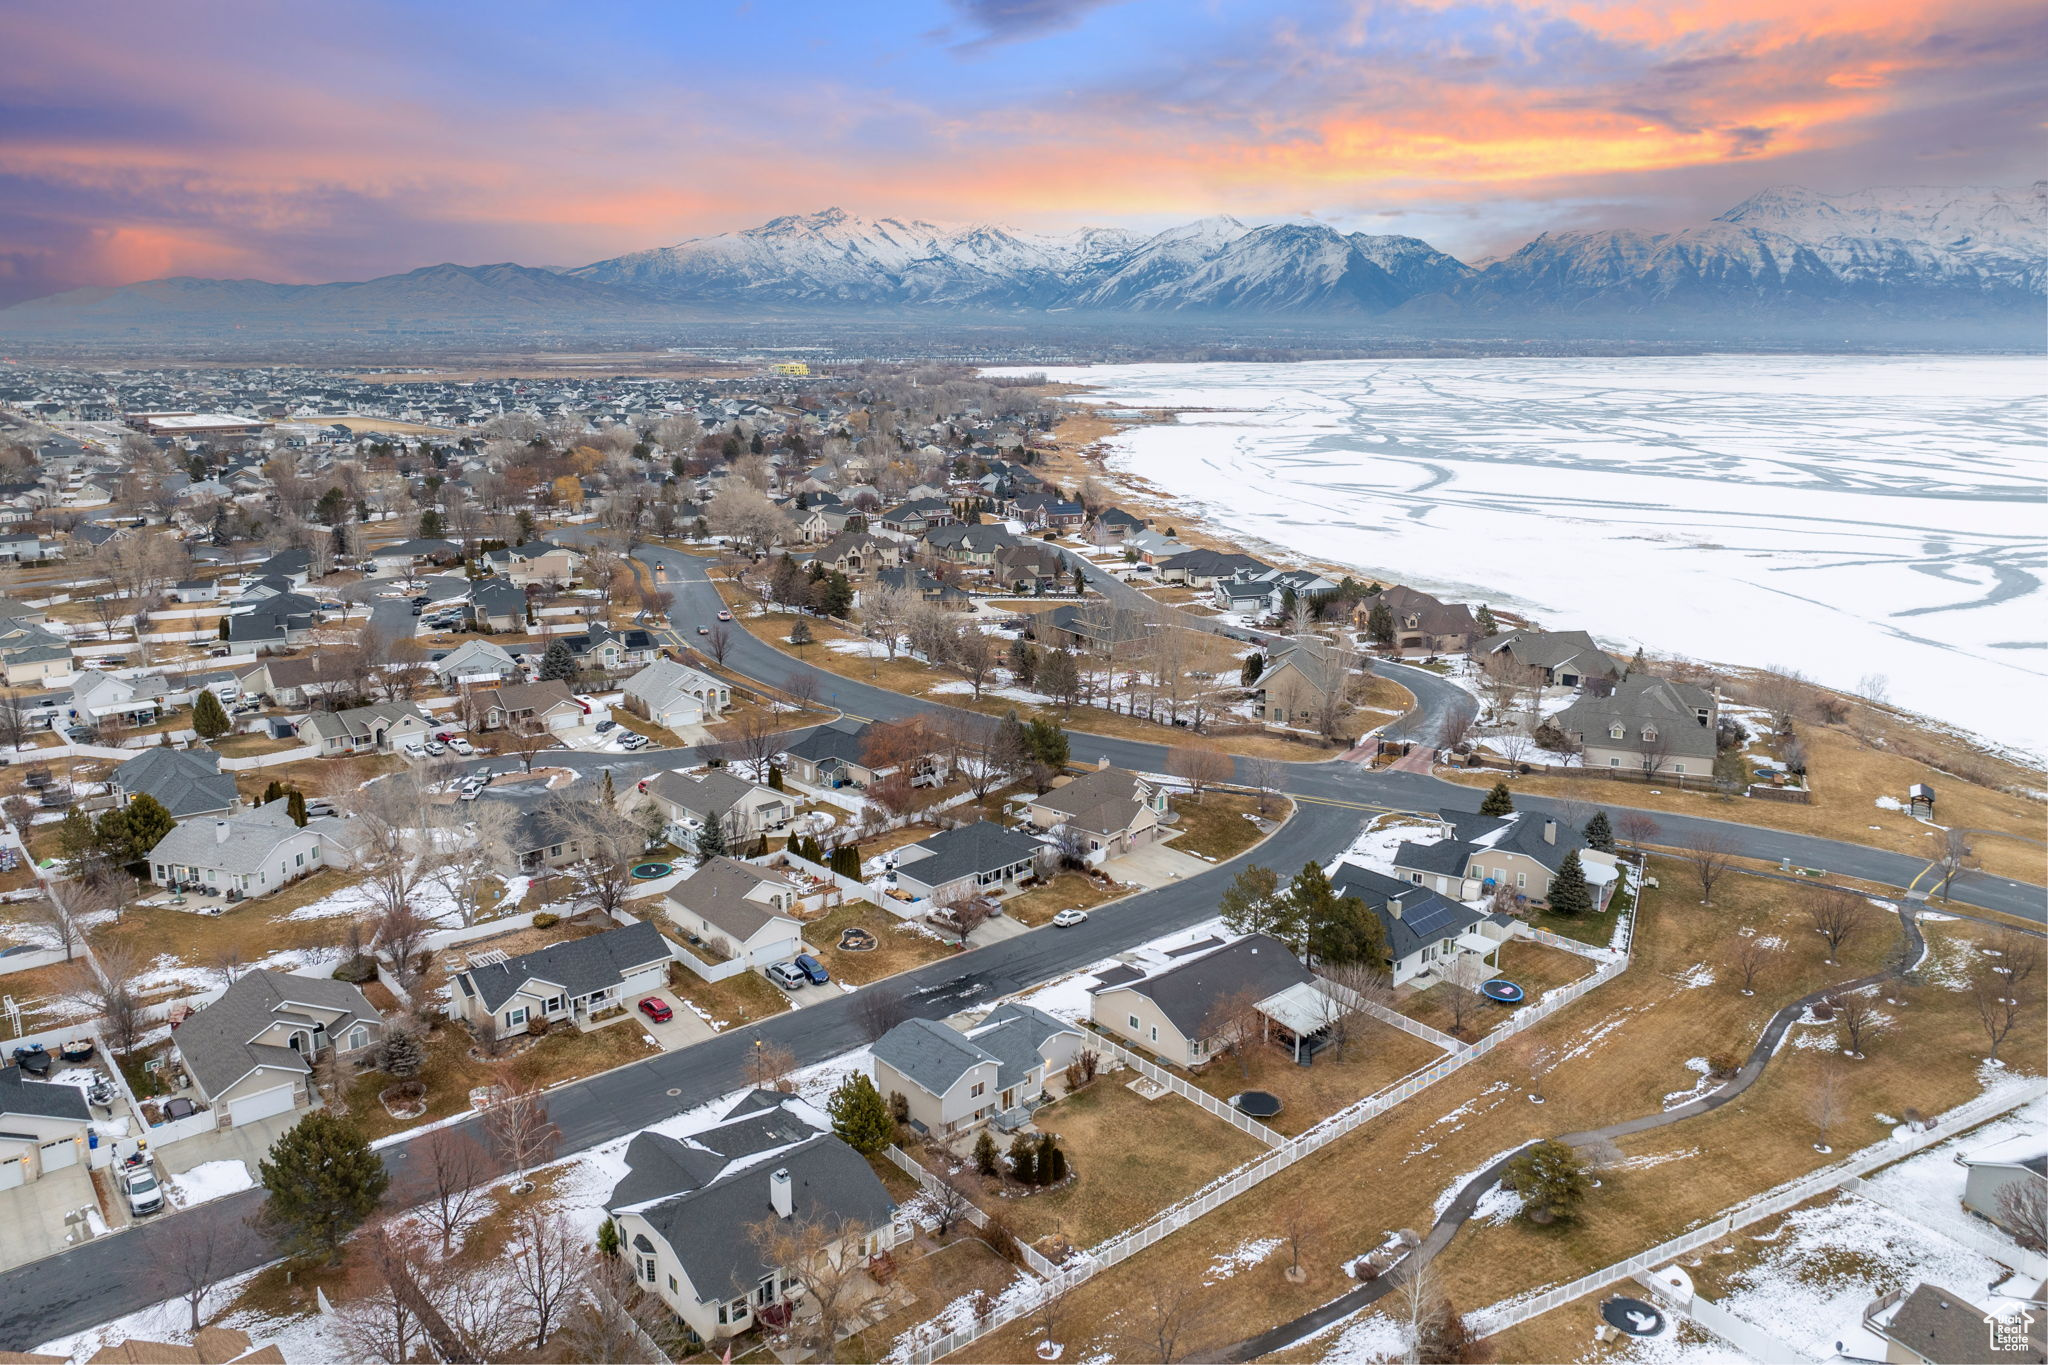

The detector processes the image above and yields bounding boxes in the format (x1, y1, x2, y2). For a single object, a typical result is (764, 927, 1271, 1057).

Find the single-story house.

(643, 769, 791, 847)
(871, 1004, 1082, 1137)
(1024, 760, 1167, 861)
(1865, 1282, 2045, 1365)
(623, 658, 730, 731)
(1329, 863, 1516, 987)
(605, 1090, 900, 1344)
(450, 920, 671, 1036)
(1356, 586, 1479, 657)
(147, 798, 352, 900)
(467, 578, 529, 632)
(1088, 933, 1319, 1068)
(662, 857, 804, 975)
(171, 970, 382, 1128)
(891, 822, 1047, 904)
(0, 1064, 92, 1186)
(1152, 548, 1271, 588)
(235, 654, 354, 708)
(297, 702, 433, 756)
(1479, 629, 1623, 691)
(779, 718, 882, 790)
(112, 746, 239, 819)
(1959, 1133, 2047, 1239)
(434, 638, 519, 685)
(477, 679, 584, 733)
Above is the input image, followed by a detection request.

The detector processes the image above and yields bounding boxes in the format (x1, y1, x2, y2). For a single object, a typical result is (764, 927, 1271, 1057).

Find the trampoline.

(838, 927, 878, 952)
(1480, 979, 1525, 1005)
(1600, 1298, 1665, 1337)
(1230, 1091, 1283, 1119)
(630, 863, 674, 880)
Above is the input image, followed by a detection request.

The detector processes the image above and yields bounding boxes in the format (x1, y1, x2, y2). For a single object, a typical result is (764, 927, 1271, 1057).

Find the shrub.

(332, 955, 378, 985)
(526, 1016, 550, 1037)
(532, 912, 560, 929)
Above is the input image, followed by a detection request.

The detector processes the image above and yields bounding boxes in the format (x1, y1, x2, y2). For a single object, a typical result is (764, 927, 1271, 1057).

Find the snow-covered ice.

(1006, 355, 2048, 758)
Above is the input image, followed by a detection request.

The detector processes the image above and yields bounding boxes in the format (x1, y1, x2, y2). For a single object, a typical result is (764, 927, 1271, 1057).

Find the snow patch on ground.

(1206, 1236, 1284, 1283)
(166, 1159, 254, 1207)
(1673, 963, 1715, 990)
(1315, 1311, 1407, 1365)
(1472, 1181, 1524, 1226)
(1662, 1058, 1716, 1110)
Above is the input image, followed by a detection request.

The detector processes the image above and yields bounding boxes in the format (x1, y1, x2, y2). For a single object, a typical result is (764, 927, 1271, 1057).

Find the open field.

(950, 860, 2044, 1363)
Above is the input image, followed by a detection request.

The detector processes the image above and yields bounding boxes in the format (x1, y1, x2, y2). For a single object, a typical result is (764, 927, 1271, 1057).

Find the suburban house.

(111, 746, 239, 819)
(875, 564, 970, 608)
(171, 970, 382, 1128)
(871, 1004, 1083, 1137)
(0, 619, 76, 686)
(891, 822, 1047, 905)
(146, 798, 354, 900)
(1959, 1133, 2047, 1239)
(1036, 601, 1156, 656)
(1024, 760, 1168, 860)
(250, 548, 313, 588)
(297, 701, 434, 756)
(434, 638, 519, 685)
(1088, 933, 1321, 1067)
(605, 1089, 899, 1345)
(560, 625, 659, 674)
(1330, 863, 1517, 987)
(643, 769, 792, 846)
(989, 542, 1067, 594)
(0, 1064, 92, 1187)
(366, 537, 459, 572)
(67, 669, 170, 727)
(235, 654, 354, 708)
(467, 577, 529, 631)
(476, 678, 585, 733)
(1006, 491, 1085, 529)
(223, 591, 322, 647)
(661, 858, 804, 975)
(1556, 673, 1720, 775)
(1252, 640, 1349, 728)
(482, 540, 583, 588)
(1360, 586, 1480, 656)
(1480, 629, 1623, 691)
(1089, 507, 1146, 541)
(811, 530, 900, 576)
(623, 657, 731, 731)
(780, 718, 883, 789)
(923, 522, 1020, 568)
(449, 919, 671, 1036)
(875, 497, 955, 537)
(1391, 810, 1619, 908)
(1153, 548, 1271, 587)
(1864, 1282, 2045, 1365)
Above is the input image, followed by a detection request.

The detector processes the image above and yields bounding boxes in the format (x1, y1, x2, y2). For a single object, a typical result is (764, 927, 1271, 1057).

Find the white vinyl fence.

(1091, 1039, 1285, 1147)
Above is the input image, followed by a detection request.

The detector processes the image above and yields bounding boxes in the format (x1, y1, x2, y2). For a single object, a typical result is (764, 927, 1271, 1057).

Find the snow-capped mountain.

(3, 185, 2039, 334)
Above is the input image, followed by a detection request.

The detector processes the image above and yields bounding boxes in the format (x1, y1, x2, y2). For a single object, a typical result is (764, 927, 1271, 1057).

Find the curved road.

(0, 541, 2035, 1350)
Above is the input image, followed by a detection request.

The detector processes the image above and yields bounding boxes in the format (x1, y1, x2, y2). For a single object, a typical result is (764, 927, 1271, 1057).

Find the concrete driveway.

(0, 1165, 103, 1273)
(1104, 841, 1215, 889)
(633, 997, 718, 1050)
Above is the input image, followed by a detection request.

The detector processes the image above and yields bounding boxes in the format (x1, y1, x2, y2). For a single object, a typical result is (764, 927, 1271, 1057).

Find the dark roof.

(0, 1063, 91, 1123)
(1329, 863, 1504, 961)
(1156, 548, 1271, 577)
(608, 1092, 894, 1306)
(1091, 933, 1312, 1037)
(1884, 1283, 2042, 1365)
(1396, 810, 1588, 879)
(114, 746, 238, 818)
(461, 920, 670, 1012)
(255, 548, 312, 577)
(896, 821, 1043, 889)
(781, 718, 871, 766)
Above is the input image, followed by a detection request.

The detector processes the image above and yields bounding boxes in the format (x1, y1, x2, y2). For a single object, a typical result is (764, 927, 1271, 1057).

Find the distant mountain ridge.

(5, 184, 2041, 333)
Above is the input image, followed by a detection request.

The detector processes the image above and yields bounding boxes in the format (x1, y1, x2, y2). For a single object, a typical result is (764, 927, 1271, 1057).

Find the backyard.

(1184, 1012, 1449, 1136)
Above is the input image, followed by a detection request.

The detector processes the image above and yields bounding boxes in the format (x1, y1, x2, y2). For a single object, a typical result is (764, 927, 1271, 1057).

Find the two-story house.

(1023, 760, 1168, 861)
(1556, 673, 1719, 776)
(871, 1004, 1081, 1137)
(643, 769, 792, 848)
(171, 970, 383, 1128)
(1391, 810, 1619, 908)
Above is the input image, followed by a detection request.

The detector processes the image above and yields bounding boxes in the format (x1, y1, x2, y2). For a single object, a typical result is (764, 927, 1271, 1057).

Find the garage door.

(0, 1158, 23, 1191)
(39, 1138, 77, 1172)
(229, 1085, 298, 1127)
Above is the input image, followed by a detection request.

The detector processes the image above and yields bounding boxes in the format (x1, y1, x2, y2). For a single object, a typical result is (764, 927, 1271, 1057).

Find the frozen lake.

(1018, 355, 2048, 758)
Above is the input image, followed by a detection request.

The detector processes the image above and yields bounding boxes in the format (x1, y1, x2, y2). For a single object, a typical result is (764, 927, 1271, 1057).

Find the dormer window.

(1641, 726, 1658, 742)
(1608, 723, 1625, 740)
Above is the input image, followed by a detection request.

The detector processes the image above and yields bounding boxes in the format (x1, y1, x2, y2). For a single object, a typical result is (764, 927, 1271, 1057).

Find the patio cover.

(1454, 931, 1503, 957)
(1256, 980, 1335, 1036)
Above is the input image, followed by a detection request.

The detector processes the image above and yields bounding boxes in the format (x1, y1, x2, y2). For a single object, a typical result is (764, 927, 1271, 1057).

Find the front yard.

(1168, 790, 1288, 862)
(802, 899, 954, 986)
(664, 959, 792, 1029)
(1001, 870, 1129, 928)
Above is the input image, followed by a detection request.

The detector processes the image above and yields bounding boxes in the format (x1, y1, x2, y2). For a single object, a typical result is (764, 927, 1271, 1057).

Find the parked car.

(402, 740, 427, 757)
(447, 737, 474, 756)
(793, 953, 831, 986)
(123, 1167, 164, 1217)
(1052, 908, 1090, 928)
(594, 719, 616, 734)
(410, 605, 424, 616)
(618, 732, 649, 751)
(765, 962, 808, 991)
(423, 740, 446, 757)
(638, 996, 674, 1023)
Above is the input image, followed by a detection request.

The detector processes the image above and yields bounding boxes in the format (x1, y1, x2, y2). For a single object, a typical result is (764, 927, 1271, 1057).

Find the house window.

(969, 1081, 985, 1098)
(1149, 1026, 1158, 1043)
(1468, 863, 1483, 880)
(668, 1274, 678, 1292)
(505, 1006, 529, 1029)
(1608, 723, 1624, 739)
(1641, 726, 1658, 742)
(1128, 1015, 1140, 1031)
(1674, 763, 1687, 774)
(1609, 757, 1621, 767)
(756, 1275, 777, 1306)
(347, 1026, 367, 1050)
(640, 1255, 656, 1284)
(1515, 872, 1527, 889)
(544, 995, 566, 1014)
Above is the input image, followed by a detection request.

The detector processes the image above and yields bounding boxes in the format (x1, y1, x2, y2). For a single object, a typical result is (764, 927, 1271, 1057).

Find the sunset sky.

(1, 0, 2040, 305)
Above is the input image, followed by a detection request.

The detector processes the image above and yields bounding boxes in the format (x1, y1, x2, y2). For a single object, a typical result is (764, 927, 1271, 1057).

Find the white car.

(423, 740, 447, 757)
(402, 740, 427, 758)
(123, 1167, 164, 1217)
(1051, 908, 1089, 928)
(447, 738, 474, 756)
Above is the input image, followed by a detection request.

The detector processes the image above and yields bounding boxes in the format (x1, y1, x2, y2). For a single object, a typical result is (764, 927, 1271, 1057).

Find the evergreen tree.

(330, 524, 352, 562)
(217, 617, 230, 642)
(1583, 810, 1616, 852)
(694, 815, 728, 861)
(1287, 861, 1388, 967)
(374, 1028, 427, 1079)
(262, 779, 287, 805)
(1006, 637, 1036, 687)
(788, 618, 813, 650)
(973, 1129, 1000, 1177)
(1007, 1133, 1037, 1184)
(596, 1216, 622, 1259)
(1024, 717, 1068, 770)
(1218, 864, 1292, 941)
(1475, 603, 1499, 637)
(822, 571, 854, 619)
(1478, 781, 1515, 817)
(1037, 648, 1080, 707)
(1069, 565, 1085, 594)
(54, 808, 102, 876)
(314, 487, 349, 526)
(1240, 652, 1265, 687)
(538, 639, 577, 682)
(1503, 1138, 1592, 1225)
(1034, 1133, 1064, 1185)
(826, 1073, 896, 1155)
(1366, 601, 1395, 646)
(191, 689, 231, 740)
(515, 509, 537, 544)
(417, 508, 444, 539)
(1546, 850, 1593, 917)
(257, 1110, 389, 1261)
(97, 794, 175, 867)
(830, 844, 862, 879)
(286, 788, 309, 828)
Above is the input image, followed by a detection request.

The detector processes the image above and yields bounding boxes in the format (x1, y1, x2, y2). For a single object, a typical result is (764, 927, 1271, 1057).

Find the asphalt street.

(0, 537, 2035, 1349)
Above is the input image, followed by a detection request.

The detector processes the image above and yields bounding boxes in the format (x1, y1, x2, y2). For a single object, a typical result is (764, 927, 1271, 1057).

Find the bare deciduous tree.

(1166, 744, 1232, 800)
(151, 1200, 258, 1336)
(1808, 1057, 1842, 1152)
(1996, 1179, 2048, 1252)
(1120, 1271, 1216, 1365)
(1244, 756, 1284, 816)
(483, 1077, 560, 1194)
(1803, 886, 1871, 964)
(745, 1212, 872, 1356)
(1676, 829, 1737, 905)
(1616, 810, 1661, 857)
(1199, 986, 1267, 1079)
(1727, 933, 1771, 996)
(743, 1040, 798, 1092)
(29, 876, 106, 962)
(57, 941, 143, 1054)
(410, 1126, 491, 1257)
(1833, 993, 1878, 1059)
(505, 1207, 582, 1348)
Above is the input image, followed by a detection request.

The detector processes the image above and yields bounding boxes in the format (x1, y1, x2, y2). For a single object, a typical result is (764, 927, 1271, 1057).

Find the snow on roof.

(1962, 1132, 2048, 1168)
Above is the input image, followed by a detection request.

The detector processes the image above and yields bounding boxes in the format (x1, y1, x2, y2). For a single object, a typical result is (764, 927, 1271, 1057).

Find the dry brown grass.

(1168, 791, 1286, 862)
(1002, 871, 1129, 928)
(665, 959, 792, 1028)
(1185, 1016, 1447, 1136)
(229, 753, 402, 802)
(947, 863, 2044, 1363)
(843, 1235, 1029, 1364)
(91, 867, 357, 973)
(1399, 939, 1600, 1042)
(803, 899, 955, 985)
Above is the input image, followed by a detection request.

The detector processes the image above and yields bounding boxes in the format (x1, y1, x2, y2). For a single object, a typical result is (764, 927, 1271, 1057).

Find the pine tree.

(1366, 601, 1395, 646)
(257, 1110, 390, 1261)
(331, 524, 352, 562)
(191, 689, 231, 740)
(55, 808, 99, 876)
(1475, 603, 1499, 637)
(596, 1216, 622, 1259)
(1583, 810, 1616, 852)
(1240, 652, 1265, 687)
(375, 1028, 428, 1078)
(1007, 1133, 1037, 1185)
(286, 788, 309, 828)
(788, 617, 813, 650)
(694, 816, 728, 861)
(1546, 850, 1593, 917)
(217, 617, 230, 642)
(831, 844, 862, 879)
(1219, 864, 1290, 941)
(417, 509, 444, 539)
(538, 639, 576, 682)
(1039, 1134, 1068, 1184)
(262, 779, 287, 805)
(98, 794, 175, 866)
(1478, 781, 1515, 817)
(1025, 717, 1068, 770)
(822, 571, 854, 619)
(1503, 1138, 1592, 1225)
(827, 1073, 895, 1155)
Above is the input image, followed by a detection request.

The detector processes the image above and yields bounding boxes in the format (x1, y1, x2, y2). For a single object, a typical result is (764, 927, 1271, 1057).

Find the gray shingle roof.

(460, 920, 671, 1013)
(1090, 933, 1312, 1037)
(114, 746, 238, 819)
(662, 858, 796, 945)
(782, 718, 872, 766)
(147, 799, 324, 876)
(1329, 863, 1506, 962)
(1556, 673, 1718, 761)
(173, 969, 379, 1099)
(895, 822, 1043, 890)
(0, 1063, 91, 1123)
(873, 1017, 996, 1096)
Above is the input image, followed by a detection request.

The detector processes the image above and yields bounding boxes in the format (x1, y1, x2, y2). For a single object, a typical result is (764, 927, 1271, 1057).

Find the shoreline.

(1021, 375, 2047, 780)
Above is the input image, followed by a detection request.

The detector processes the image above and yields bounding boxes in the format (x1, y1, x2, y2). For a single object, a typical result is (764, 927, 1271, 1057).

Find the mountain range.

(4, 184, 2041, 334)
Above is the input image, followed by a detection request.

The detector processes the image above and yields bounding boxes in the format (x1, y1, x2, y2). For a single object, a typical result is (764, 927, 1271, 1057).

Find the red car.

(637, 996, 674, 1024)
